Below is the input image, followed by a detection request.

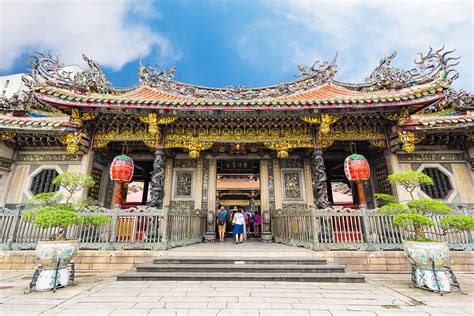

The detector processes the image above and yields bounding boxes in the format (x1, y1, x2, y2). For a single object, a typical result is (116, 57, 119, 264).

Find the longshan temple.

(0, 48, 473, 241)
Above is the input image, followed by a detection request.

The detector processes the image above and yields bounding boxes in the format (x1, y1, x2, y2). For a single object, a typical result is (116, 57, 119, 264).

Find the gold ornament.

(465, 132, 474, 141)
(300, 115, 321, 124)
(57, 131, 82, 154)
(0, 132, 16, 141)
(93, 130, 159, 150)
(320, 113, 341, 136)
(369, 139, 386, 148)
(70, 109, 98, 127)
(398, 131, 425, 153)
(164, 136, 214, 158)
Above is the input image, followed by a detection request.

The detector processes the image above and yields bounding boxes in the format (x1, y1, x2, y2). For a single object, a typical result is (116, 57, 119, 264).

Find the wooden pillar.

(194, 157, 203, 210)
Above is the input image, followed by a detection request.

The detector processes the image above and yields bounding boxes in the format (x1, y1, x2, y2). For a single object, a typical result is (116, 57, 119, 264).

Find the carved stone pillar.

(149, 149, 165, 208)
(205, 158, 217, 242)
(310, 149, 329, 208)
(260, 159, 272, 242)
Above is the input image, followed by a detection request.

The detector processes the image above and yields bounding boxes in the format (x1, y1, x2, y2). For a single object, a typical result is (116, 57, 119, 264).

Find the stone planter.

(403, 240, 449, 269)
(36, 239, 80, 268)
(403, 240, 450, 292)
(32, 239, 80, 291)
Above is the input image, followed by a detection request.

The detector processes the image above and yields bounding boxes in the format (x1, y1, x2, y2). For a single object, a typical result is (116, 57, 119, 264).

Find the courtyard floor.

(0, 270, 473, 316)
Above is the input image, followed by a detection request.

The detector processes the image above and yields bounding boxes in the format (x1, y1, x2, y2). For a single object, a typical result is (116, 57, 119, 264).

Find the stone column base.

(204, 234, 216, 242)
(261, 233, 273, 242)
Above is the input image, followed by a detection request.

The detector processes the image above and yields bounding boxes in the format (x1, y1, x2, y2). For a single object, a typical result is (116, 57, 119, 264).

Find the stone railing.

(271, 205, 474, 251)
(0, 206, 206, 250)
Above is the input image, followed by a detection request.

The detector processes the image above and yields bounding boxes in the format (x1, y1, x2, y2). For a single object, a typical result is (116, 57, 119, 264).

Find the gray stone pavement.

(0, 271, 473, 316)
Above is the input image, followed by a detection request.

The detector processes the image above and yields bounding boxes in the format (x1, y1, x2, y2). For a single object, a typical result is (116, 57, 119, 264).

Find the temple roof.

(0, 113, 77, 133)
(36, 81, 445, 110)
(4, 48, 460, 112)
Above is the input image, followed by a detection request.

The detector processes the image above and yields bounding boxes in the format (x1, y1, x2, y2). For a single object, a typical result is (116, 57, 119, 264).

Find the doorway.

(216, 159, 261, 239)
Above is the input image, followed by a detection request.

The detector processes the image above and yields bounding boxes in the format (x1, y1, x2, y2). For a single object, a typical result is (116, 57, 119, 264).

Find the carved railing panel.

(271, 205, 473, 251)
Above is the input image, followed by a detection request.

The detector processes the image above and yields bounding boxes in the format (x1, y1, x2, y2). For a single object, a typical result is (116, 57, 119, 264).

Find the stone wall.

(1, 250, 472, 273)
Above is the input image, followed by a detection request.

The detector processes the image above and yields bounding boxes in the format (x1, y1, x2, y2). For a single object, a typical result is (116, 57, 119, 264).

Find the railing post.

(161, 206, 169, 245)
(360, 207, 373, 249)
(311, 207, 320, 250)
(7, 206, 23, 250)
(108, 207, 119, 250)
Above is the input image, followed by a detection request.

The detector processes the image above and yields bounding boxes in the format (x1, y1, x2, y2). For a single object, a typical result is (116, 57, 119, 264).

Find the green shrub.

(23, 171, 110, 241)
(377, 172, 473, 242)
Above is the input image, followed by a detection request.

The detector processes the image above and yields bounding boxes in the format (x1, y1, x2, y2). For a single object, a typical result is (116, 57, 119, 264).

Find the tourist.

(232, 208, 245, 244)
(216, 205, 228, 242)
(253, 211, 261, 238)
(242, 208, 249, 240)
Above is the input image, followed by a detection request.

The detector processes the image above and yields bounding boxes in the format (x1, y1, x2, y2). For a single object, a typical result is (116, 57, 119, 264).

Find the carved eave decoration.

(398, 131, 426, 153)
(56, 131, 83, 154)
(137, 113, 177, 142)
(300, 113, 341, 136)
(70, 108, 98, 127)
(164, 137, 213, 158)
(314, 125, 386, 149)
(93, 130, 160, 150)
(0, 132, 16, 141)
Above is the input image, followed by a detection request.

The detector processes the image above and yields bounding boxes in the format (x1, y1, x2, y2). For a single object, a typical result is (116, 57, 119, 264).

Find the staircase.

(117, 256, 365, 283)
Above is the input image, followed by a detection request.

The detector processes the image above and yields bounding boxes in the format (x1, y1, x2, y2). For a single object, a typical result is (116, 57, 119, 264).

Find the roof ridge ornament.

(365, 46, 460, 89)
(23, 52, 112, 93)
(297, 53, 338, 83)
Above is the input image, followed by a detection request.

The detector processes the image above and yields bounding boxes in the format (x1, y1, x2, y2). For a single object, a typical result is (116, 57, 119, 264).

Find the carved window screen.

(375, 167, 391, 195)
(88, 168, 103, 200)
(30, 169, 60, 195)
(282, 170, 303, 201)
(174, 170, 194, 199)
(420, 168, 452, 199)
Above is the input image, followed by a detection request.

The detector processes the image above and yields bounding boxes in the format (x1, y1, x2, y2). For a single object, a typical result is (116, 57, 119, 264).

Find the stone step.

(153, 257, 327, 265)
(117, 271, 365, 283)
(136, 263, 346, 273)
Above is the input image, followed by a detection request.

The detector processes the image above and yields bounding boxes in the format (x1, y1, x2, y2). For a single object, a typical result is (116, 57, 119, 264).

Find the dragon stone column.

(149, 149, 165, 208)
(310, 149, 329, 208)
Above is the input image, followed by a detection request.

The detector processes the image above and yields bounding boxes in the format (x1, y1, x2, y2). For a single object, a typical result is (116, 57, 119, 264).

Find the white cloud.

(0, 0, 179, 72)
(248, 0, 473, 90)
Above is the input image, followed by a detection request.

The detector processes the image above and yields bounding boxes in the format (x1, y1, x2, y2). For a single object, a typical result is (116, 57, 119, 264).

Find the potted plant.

(23, 172, 110, 291)
(376, 171, 474, 292)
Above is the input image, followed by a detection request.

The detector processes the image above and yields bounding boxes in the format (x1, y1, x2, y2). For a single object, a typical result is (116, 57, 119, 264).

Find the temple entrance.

(215, 159, 261, 239)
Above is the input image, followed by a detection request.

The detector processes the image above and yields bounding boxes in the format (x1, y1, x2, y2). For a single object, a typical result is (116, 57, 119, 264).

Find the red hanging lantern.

(344, 154, 370, 181)
(110, 154, 134, 182)
(344, 154, 370, 208)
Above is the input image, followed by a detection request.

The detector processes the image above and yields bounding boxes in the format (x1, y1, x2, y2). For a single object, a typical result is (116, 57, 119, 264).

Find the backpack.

(217, 211, 226, 225)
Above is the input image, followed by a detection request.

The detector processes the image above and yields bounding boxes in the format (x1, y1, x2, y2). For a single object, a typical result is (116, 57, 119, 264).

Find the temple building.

(0, 48, 473, 241)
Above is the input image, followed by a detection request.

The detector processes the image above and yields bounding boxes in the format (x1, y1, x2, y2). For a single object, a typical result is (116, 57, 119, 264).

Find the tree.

(376, 171, 474, 241)
(23, 172, 110, 240)
(387, 171, 433, 200)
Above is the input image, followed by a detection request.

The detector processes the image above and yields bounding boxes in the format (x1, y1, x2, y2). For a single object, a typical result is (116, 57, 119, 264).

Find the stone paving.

(0, 271, 473, 316)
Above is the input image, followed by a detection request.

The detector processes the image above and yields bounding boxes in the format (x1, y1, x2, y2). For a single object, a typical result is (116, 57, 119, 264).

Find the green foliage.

(82, 214, 111, 225)
(23, 172, 109, 241)
(407, 198, 452, 216)
(393, 213, 434, 228)
(388, 171, 433, 195)
(440, 215, 474, 232)
(23, 207, 82, 229)
(379, 203, 410, 215)
(375, 193, 396, 204)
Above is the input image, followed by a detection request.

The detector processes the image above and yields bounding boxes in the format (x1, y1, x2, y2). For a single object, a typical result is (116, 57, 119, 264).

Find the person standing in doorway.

(253, 211, 261, 238)
(216, 206, 228, 242)
(232, 208, 245, 244)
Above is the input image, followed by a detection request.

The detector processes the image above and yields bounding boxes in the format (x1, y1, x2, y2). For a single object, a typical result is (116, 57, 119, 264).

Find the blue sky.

(1, 0, 472, 90)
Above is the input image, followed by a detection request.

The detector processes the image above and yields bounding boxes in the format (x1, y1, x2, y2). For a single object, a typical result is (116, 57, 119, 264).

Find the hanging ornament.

(110, 154, 134, 182)
(344, 154, 370, 181)
(344, 154, 370, 208)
